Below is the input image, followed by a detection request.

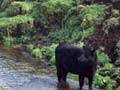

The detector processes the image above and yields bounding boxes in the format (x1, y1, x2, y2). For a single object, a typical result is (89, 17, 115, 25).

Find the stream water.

(0, 46, 96, 90)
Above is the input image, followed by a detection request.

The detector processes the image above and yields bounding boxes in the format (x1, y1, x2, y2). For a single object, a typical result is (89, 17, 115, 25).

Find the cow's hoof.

(57, 82, 69, 89)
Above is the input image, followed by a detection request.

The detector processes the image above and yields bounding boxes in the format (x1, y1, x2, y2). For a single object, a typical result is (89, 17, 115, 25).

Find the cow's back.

(55, 43, 83, 60)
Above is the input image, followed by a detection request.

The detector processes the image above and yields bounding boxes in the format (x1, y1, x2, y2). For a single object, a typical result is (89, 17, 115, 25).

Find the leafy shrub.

(30, 0, 73, 29)
(18, 35, 30, 42)
(94, 72, 116, 89)
(105, 77, 116, 90)
(6, 1, 33, 16)
(116, 40, 120, 48)
(115, 40, 120, 66)
(48, 4, 106, 43)
(97, 49, 111, 65)
(0, 0, 13, 11)
(0, 15, 33, 29)
(111, 9, 120, 17)
(115, 59, 120, 66)
(106, 84, 113, 90)
(111, 71, 120, 86)
(94, 72, 106, 88)
(98, 63, 114, 76)
(111, 0, 120, 3)
(0, 11, 7, 18)
(3, 36, 14, 46)
(106, 17, 119, 26)
(117, 86, 120, 90)
(104, 63, 113, 69)
(41, 43, 57, 64)
(48, 28, 83, 43)
(62, 4, 105, 41)
(64, 4, 105, 28)
(79, 4, 105, 25)
(25, 0, 48, 2)
(50, 55, 55, 65)
(0, 15, 33, 43)
(78, 41, 84, 48)
(26, 44, 34, 52)
(31, 48, 42, 61)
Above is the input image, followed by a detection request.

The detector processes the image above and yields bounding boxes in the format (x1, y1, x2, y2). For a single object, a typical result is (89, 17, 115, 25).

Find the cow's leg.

(57, 68, 63, 88)
(57, 68, 62, 83)
(79, 75, 84, 90)
(61, 72, 69, 88)
(88, 75, 93, 90)
(57, 69, 68, 88)
(62, 72, 68, 82)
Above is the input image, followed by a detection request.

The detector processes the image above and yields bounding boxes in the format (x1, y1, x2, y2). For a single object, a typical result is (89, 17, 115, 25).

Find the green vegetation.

(106, 17, 119, 26)
(111, 9, 120, 17)
(0, 15, 33, 44)
(0, 15, 33, 29)
(97, 48, 111, 65)
(6, 1, 33, 16)
(41, 43, 57, 64)
(30, 0, 73, 31)
(0, 0, 13, 11)
(0, 11, 7, 18)
(31, 48, 42, 61)
(47, 4, 106, 43)
(26, 44, 34, 52)
(3, 36, 14, 46)
(117, 86, 120, 90)
(0, 0, 120, 89)
(115, 40, 120, 66)
(94, 69, 117, 90)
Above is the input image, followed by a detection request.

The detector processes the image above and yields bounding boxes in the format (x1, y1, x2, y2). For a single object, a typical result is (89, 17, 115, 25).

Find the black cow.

(55, 42, 97, 90)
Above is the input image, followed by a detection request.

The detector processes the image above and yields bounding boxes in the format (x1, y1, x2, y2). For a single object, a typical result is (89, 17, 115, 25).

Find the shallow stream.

(0, 46, 95, 90)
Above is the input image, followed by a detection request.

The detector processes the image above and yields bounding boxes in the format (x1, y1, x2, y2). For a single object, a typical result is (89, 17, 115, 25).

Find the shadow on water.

(0, 46, 96, 90)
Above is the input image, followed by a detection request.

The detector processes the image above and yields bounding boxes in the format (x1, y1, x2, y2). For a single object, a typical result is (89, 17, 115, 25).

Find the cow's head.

(83, 42, 98, 57)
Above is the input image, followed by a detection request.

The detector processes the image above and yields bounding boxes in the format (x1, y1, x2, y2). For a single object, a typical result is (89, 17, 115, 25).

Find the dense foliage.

(0, 0, 120, 89)
(6, 1, 33, 16)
